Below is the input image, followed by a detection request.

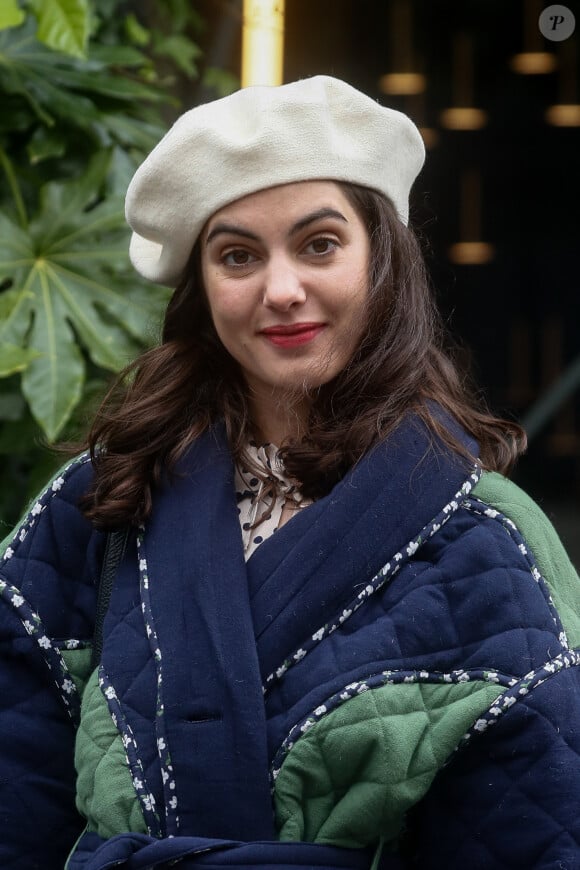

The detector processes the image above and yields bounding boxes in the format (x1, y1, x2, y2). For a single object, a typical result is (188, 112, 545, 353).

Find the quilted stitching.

(0, 594, 86, 867)
(0, 455, 104, 646)
(0, 455, 90, 560)
(263, 469, 481, 694)
(100, 565, 169, 835)
(405, 665, 580, 868)
(265, 504, 565, 759)
(464, 499, 569, 648)
(461, 648, 580, 742)
(0, 579, 82, 724)
(271, 666, 519, 779)
(266, 474, 580, 862)
(274, 679, 503, 849)
(473, 471, 580, 649)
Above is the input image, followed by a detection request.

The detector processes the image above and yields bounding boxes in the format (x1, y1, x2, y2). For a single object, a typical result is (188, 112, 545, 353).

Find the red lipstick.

(260, 323, 326, 347)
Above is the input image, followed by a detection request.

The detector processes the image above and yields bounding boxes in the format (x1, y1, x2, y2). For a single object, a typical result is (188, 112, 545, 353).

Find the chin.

(270, 371, 337, 395)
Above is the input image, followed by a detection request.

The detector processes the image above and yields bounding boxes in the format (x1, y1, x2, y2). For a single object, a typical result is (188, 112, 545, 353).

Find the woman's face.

(200, 180, 370, 405)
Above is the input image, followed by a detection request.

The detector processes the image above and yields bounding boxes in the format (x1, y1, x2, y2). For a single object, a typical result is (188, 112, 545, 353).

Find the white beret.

(125, 75, 426, 286)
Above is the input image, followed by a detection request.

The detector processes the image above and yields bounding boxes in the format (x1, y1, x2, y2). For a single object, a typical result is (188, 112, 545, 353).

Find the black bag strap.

(91, 528, 129, 670)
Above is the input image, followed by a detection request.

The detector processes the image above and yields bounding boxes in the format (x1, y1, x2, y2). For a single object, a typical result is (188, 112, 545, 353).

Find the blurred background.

(0, 0, 578, 563)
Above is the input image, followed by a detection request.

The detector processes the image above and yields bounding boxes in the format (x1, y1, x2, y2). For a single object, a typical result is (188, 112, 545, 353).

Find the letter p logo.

(539, 5, 576, 41)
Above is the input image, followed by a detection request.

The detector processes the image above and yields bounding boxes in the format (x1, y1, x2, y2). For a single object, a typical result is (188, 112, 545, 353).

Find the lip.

(259, 323, 326, 347)
(260, 322, 326, 336)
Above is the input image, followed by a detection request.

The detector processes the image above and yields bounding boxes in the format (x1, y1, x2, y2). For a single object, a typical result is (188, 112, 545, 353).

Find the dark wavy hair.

(80, 182, 526, 528)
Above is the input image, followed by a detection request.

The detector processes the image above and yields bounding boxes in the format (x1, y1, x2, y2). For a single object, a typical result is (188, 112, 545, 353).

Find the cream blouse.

(234, 442, 311, 560)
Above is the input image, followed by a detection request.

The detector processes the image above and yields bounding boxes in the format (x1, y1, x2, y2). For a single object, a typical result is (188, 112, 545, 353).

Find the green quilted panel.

(274, 680, 503, 848)
(60, 647, 93, 697)
(75, 669, 147, 838)
(473, 471, 580, 646)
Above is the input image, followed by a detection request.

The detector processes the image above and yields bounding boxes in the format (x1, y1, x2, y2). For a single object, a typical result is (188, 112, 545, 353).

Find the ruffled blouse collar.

(237, 441, 304, 504)
(234, 441, 309, 559)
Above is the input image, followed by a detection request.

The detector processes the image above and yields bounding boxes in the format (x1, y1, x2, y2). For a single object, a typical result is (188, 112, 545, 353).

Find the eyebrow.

(205, 207, 348, 245)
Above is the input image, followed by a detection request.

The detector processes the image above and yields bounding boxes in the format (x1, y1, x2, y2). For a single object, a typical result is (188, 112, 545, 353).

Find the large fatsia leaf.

(0, 344, 40, 377)
(28, 0, 90, 58)
(21, 275, 85, 440)
(0, 153, 171, 440)
(0, 0, 25, 31)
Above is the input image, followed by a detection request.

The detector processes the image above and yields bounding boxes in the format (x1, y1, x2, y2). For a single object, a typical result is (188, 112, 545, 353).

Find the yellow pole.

(241, 0, 285, 87)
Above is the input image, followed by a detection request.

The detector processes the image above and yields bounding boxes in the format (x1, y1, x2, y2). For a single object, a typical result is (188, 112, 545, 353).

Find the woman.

(1, 76, 580, 870)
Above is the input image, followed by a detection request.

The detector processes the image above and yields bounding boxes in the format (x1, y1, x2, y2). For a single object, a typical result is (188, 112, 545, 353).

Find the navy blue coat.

(2, 415, 580, 868)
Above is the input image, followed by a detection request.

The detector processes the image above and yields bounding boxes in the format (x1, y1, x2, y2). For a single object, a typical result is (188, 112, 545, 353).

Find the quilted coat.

(2, 412, 580, 869)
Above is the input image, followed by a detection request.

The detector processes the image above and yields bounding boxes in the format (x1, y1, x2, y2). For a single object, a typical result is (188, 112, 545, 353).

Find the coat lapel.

(120, 426, 276, 840)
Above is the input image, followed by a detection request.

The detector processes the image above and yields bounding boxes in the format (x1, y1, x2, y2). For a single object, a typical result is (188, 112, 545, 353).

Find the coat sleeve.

(404, 474, 580, 868)
(0, 456, 105, 869)
(404, 662, 580, 868)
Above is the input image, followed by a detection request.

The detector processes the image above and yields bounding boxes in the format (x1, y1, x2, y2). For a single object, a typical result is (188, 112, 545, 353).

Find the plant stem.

(0, 146, 28, 228)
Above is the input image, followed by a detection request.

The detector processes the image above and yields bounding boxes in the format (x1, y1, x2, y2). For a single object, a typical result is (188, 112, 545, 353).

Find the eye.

(304, 237, 338, 256)
(222, 249, 257, 267)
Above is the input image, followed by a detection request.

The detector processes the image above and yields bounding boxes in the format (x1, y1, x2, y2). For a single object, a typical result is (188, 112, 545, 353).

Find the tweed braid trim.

(137, 527, 180, 836)
(98, 666, 162, 838)
(0, 578, 82, 725)
(269, 664, 515, 783)
(271, 651, 580, 784)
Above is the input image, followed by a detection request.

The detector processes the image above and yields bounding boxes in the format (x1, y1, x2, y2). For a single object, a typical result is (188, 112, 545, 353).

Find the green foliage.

(202, 66, 240, 99)
(0, 152, 167, 439)
(0, 0, 25, 30)
(0, 0, 205, 527)
(28, 0, 90, 58)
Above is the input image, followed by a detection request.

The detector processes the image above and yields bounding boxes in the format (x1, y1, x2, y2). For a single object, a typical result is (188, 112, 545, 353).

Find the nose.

(262, 255, 306, 310)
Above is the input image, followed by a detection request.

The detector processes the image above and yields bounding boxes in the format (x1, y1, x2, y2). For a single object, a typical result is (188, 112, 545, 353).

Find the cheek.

(208, 295, 254, 357)
(336, 270, 369, 339)
(205, 279, 246, 328)
(339, 266, 369, 309)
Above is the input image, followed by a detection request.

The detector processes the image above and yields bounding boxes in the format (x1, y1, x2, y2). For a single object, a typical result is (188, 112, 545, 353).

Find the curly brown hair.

(80, 182, 526, 528)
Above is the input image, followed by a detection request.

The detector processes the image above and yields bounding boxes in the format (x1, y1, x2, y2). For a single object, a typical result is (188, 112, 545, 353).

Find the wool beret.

(125, 75, 426, 286)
